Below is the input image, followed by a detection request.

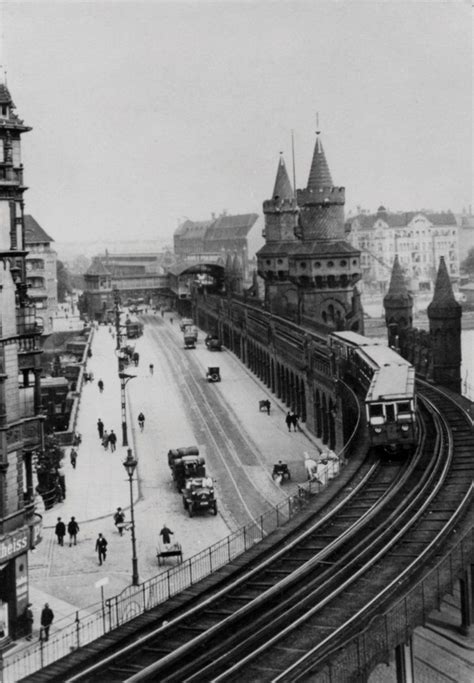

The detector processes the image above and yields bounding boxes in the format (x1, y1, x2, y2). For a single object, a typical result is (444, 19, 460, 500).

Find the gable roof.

(24, 215, 54, 244)
(85, 259, 111, 276)
(347, 210, 457, 230)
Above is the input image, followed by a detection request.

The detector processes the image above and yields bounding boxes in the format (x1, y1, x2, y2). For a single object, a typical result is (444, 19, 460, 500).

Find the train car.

(329, 331, 417, 456)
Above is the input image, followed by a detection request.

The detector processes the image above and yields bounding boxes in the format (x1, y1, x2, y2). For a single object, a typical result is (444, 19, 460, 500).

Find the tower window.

(300, 262, 307, 269)
(265, 260, 271, 266)
(314, 262, 321, 269)
(340, 260, 347, 267)
(277, 259, 283, 265)
(327, 261, 334, 268)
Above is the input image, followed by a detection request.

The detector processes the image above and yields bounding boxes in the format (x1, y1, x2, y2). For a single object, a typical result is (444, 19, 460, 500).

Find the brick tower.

(427, 256, 462, 393)
(383, 255, 413, 349)
(257, 154, 299, 315)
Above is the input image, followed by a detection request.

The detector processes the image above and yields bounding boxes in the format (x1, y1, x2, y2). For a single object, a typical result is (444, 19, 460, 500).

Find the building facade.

(0, 83, 43, 644)
(24, 215, 57, 335)
(346, 207, 459, 294)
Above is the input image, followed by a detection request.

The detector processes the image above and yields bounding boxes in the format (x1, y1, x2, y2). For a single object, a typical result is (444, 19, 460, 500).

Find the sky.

(1, 0, 472, 245)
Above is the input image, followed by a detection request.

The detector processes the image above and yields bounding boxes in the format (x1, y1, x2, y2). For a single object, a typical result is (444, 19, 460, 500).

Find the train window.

(369, 404, 384, 418)
(386, 404, 395, 422)
(397, 402, 411, 414)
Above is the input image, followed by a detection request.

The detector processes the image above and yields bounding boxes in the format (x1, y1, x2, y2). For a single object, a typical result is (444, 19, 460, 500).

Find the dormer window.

(1, 105, 7, 117)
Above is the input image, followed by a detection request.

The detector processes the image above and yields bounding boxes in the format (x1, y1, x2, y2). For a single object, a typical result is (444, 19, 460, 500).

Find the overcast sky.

(1, 1, 472, 245)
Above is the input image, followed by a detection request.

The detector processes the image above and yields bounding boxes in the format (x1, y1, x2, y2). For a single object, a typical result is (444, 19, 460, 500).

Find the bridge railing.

(1, 457, 347, 682)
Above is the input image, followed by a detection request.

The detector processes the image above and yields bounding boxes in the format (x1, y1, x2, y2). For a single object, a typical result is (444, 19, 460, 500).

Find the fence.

(1, 460, 343, 683)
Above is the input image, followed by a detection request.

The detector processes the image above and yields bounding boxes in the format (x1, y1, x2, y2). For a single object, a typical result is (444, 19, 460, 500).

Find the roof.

(24, 215, 54, 244)
(257, 239, 359, 257)
(427, 256, 460, 311)
(85, 259, 111, 276)
(358, 344, 412, 371)
(347, 210, 457, 230)
(167, 261, 225, 277)
(307, 134, 333, 190)
(330, 331, 377, 347)
(0, 83, 14, 106)
(272, 155, 294, 200)
(175, 213, 259, 242)
(383, 255, 413, 305)
(367, 365, 415, 401)
(175, 220, 212, 238)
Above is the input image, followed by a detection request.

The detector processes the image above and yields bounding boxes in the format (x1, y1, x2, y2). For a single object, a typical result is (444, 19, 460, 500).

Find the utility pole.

(113, 286, 121, 356)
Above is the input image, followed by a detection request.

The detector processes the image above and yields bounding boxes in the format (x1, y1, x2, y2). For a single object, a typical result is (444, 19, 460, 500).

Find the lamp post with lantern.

(122, 449, 139, 586)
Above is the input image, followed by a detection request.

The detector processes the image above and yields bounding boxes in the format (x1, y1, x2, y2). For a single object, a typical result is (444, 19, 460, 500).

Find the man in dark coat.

(67, 517, 79, 546)
(95, 533, 108, 565)
(55, 517, 66, 546)
(40, 603, 54, 641)
(97, 419, 104, 439)
(159, 524, 174, 546)
(108, 430, 117, 452)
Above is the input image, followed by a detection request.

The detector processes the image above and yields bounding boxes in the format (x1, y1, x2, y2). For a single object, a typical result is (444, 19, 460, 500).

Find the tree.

(461, 248, 474, 276)
(57, 260, 73, 302)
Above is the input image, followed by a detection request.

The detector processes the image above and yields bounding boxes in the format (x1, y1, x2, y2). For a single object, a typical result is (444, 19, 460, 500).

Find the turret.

(383, 255, 413, 349)
(427, 256, 462, 393)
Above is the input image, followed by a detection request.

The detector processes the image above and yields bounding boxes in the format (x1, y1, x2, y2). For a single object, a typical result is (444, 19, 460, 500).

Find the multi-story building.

(346, 207, 459, 293)
(24, 215, 57, 335)
(0, 83, 44, 644)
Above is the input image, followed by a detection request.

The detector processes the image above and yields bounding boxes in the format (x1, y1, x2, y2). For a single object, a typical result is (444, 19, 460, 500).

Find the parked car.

(206, 367, 221, 382)
(182, 477, 217, 517)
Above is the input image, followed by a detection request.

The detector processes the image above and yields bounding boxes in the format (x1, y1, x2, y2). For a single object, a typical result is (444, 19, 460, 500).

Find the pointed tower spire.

(428, 256, 459, 310)
(383, 256, 413, 349)
(272, 153, 293, 200)
(307, 132, 333, 190)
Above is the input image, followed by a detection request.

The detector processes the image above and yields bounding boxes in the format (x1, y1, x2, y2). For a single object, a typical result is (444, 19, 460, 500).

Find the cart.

(157, 541, 183, 566)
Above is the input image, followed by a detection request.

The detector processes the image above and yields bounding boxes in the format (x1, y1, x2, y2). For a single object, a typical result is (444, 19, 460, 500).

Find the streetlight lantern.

(122, 448, 139, 586)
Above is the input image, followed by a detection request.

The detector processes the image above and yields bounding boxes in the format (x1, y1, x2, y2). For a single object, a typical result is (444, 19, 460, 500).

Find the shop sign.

(0, 529, 29, 562)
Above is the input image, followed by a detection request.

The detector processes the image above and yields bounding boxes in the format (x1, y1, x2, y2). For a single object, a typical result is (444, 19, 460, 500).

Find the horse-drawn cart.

(157, 542, 183, 566)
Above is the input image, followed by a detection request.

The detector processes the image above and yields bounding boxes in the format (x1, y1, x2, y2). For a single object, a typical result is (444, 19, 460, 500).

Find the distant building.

(455, 207, 474, 264)
(24, 215, 57, 334)
(346, 207, 459, 293)
(174, 212, 259, 281)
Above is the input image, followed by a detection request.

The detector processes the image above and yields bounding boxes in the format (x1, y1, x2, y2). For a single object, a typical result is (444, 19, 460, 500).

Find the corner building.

(0, 83, 43, 644)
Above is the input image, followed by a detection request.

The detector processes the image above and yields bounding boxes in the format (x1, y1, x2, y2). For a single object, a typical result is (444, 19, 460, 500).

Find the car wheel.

(188, 505, 194, 518)
(183, 498, 188, 510)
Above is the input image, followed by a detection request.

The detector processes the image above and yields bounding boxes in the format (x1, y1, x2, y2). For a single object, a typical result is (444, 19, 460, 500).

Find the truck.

(183, 325, 198, 349)
(167, 447, 206, 491)
(182, 477, 217, 517)
(180, 318, 194, 332)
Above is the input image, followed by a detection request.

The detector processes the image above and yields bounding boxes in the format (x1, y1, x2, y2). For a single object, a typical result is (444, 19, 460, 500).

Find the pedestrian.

(159, 524, 174, 547)
(97, 418, 104, 439)
(55, 517, 66, 546)
(149, 363, 154, 375)
(102, 430, 109, 450)
(170, 317, 173, 325)
(113, 507, 125, 535)
(285, 412, 293, 432)
(26, 603, 34, 640)
(138, 412, 145, 431)
(108, 430, 117, 452)
(291, 413, 299, 432)
(70, 448, 77, 469)
(98, 379, 104, 393)
(40, 603, 54, 642)
(95, 533, 108, 565)
(67, 517, 79, 546)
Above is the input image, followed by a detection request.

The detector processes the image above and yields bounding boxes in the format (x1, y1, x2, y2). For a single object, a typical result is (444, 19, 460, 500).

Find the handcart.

(157, 541, 183, 566)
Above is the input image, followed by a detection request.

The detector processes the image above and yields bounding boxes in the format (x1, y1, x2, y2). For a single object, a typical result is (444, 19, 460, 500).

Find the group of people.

(54, 517, 80, 546)
(97, 419, 117, 451)
(285, 411, 299, 432)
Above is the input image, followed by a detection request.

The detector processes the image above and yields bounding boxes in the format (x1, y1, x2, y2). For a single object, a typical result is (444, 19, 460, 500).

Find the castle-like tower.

(258, 132, 363, 332)
(427, 256, 462, 393)
(383, 255, 413, 349)
(0, 83, 44, 643)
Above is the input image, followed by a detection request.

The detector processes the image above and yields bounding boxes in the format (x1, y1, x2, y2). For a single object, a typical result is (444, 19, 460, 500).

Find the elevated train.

(329, 331, 417, 456)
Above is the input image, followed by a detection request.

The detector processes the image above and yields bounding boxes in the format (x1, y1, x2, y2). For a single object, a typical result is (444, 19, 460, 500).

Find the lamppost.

(118, 372, 135, 447)
(122, 449, 139, 586)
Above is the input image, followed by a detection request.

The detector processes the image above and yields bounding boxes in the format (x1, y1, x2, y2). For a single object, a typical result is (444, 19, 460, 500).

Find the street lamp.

(118, 372, 136, 446)
(122, 449, 139, 586)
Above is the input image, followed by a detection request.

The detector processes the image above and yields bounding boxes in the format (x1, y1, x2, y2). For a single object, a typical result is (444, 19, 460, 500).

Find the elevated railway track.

(23, 379, 474, 682)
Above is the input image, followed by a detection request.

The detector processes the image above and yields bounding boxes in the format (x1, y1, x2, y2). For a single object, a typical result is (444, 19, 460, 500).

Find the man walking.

(113, 508, 125, 535)
(108, 430, 117, 452)
(98, 379, 104, 393)
(26, 603, 34, 640)
(95, 533, 108, 565)
(55, 517, 66, 546)
(40, 603, 54, 641)
(70, 448, 78, 469)
(67, 517, 79, 546)
(97, 418, 104, 439)
(159, 524, 174, 547)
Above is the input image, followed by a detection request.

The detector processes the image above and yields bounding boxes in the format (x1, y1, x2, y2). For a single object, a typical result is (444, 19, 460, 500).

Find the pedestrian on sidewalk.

(291, 413, 299, 432)
(108, 430, 117, 452)
(26, 603, 34, 640)
(138, 412, 145, 431)
(149, 363, 154, 375)
(102, 430, 109, 450)
(70, 448, 78, 469)
(67, 517, 80, 546)
(95, 533, 108, 565)
(40, 604, 54, 642)
(97, 418, 104, 439)
(55, 517, 66, 545)
(98, 379, 104, 393)
(285, 412, 293, 432)
(159, 524, 174, 547)
(114, 507, 125, 535)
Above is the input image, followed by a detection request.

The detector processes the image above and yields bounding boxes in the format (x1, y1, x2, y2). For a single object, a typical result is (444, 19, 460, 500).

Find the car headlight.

(374, 427, 382, 434)
(401, 424, 409, 432)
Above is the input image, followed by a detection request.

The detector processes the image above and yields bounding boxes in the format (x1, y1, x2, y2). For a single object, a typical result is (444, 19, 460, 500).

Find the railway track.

(21, 346, 474, 683)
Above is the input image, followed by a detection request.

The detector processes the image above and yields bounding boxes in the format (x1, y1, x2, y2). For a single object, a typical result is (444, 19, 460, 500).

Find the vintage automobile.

(182, 477, 218, 517)
(205, 335, 222, 351)
(206, 367, 221, 382)
(168, 447, 206, 491)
